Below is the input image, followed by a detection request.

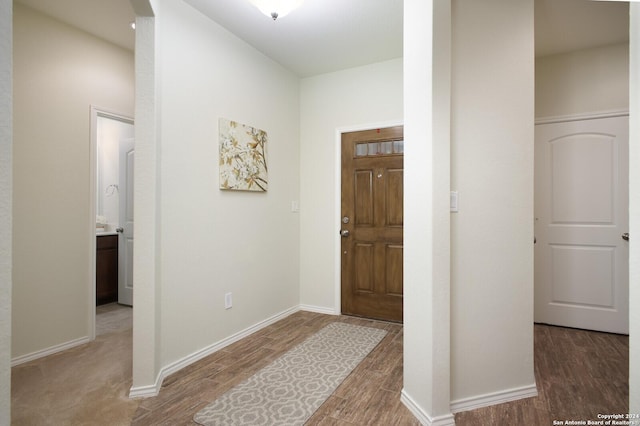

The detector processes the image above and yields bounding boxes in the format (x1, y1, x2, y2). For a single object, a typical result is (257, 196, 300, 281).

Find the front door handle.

(622, 232, 629, 241)
(340, 229, 350, 237)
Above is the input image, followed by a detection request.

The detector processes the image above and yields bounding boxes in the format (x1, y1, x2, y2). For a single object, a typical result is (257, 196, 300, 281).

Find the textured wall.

(536, 43, 629, 119)
(12, 4, 134, 360)
(402, 0, 453, 422)
(299, 59, 403, 312)
(0, 0, 12, 421)
(130, 0, 301, 392)
(130, 2, 158, 392)
(450, 0, 536, 407)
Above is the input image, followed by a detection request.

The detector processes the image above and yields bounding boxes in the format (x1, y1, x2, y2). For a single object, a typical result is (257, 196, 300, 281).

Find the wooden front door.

(341, 126, 404, 322)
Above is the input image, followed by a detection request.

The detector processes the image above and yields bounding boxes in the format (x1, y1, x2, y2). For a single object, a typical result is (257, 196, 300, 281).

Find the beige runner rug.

(193, 322, 387, 426)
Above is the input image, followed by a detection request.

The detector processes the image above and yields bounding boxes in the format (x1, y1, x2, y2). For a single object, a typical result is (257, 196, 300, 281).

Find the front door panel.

(341, 126, 404, 322)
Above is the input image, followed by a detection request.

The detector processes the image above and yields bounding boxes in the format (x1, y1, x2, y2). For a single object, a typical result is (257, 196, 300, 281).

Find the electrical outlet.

(224, 292, 232, 310)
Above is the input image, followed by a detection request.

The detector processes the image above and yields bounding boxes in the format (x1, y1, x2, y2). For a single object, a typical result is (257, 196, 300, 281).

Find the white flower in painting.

(237, 162, 259, 181)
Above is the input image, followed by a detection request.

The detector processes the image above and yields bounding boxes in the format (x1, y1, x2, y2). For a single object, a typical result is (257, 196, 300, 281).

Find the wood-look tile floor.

(11, 307, 629, 426)
(132, 311, 418, 425)
(455, 324, 629, 425)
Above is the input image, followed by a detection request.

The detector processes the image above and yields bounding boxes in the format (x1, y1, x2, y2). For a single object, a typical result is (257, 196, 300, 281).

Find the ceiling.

(183, 0, 402, 77)
(15, 0, 630, 77)
(16, 0, 136, 52)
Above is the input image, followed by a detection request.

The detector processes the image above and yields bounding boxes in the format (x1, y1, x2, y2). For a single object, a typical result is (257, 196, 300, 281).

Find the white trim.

(401, 389, 456, 426)
(299, 304, 338, 315)
(128, 377, 163, 399)
(11, 336, 91, 366)
(333, 120, 403, 316)
(450, 383, 538, 413)
(535, 109, 629, 125)
(128, 305, 300, 398)
(91, 106, 136, 124)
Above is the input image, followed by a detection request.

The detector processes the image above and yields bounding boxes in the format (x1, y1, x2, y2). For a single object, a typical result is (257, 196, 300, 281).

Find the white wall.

(536, 43, 629, 118)
(0, 0, 12, 421)
(450, 0, 536, 407)
(299, 58, 403, 311)
(402, 0, 453, 422)
(12, 4, 134, 359)
(150, 0, 300, 370)
(130, 1, 158, 392)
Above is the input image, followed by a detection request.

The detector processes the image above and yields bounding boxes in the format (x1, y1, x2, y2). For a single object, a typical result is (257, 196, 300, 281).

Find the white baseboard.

(11, 336, 91, 367)
(450, 383, 538, 413)
(535, 109, 628, 125)
(299, 304, 338, 315)
(128, 305, 301, 398)
(128, 377, 163, 399)
(401, 389, 455, 426)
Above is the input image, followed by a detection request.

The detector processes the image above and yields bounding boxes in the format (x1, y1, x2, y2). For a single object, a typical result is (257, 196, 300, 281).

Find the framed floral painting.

(218, 118, 268, 192)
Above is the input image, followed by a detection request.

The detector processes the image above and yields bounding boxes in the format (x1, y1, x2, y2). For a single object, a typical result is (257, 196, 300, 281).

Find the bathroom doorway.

(90, 107, 134, 337)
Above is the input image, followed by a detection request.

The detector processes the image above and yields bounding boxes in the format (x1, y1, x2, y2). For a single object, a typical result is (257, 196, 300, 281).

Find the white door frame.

(89, 106, 134, 340)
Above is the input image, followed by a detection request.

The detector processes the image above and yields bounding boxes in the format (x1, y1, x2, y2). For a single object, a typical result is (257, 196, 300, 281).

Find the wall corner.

(131, 3, 161, 393)
(0, 0, 12, 422)
(403, 0, 453, 421)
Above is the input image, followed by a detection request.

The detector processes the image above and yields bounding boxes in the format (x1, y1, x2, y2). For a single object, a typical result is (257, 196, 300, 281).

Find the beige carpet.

(194, 322, 387, 426)
(11, 304, 138, 426)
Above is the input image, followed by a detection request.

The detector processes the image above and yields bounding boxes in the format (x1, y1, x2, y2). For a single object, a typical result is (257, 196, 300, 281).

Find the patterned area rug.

(193, 322, 387, 426)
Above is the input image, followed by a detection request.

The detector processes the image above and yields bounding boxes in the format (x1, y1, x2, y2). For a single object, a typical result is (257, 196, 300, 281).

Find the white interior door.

(534, 115, 629, 334)
(118, 138, 134, 306)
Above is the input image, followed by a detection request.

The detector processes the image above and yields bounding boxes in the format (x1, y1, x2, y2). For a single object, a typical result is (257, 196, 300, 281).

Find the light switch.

(450, 191, 459, 212)
(291, 201, 299, 213)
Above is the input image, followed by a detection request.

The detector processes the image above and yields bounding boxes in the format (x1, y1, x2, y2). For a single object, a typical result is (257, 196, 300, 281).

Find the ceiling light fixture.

(249, 0, 304, 20)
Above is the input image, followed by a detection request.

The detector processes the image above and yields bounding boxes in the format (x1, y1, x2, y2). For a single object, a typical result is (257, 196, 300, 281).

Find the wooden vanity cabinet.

(96, 235, 118, 305)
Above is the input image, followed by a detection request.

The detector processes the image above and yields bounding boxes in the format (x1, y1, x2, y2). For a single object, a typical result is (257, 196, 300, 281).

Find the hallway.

(11, 304, 137, 425)
(11, 307, 629, 425)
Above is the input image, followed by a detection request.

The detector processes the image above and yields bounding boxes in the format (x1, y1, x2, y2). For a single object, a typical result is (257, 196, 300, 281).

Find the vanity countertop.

(96, 231, 118, 237)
